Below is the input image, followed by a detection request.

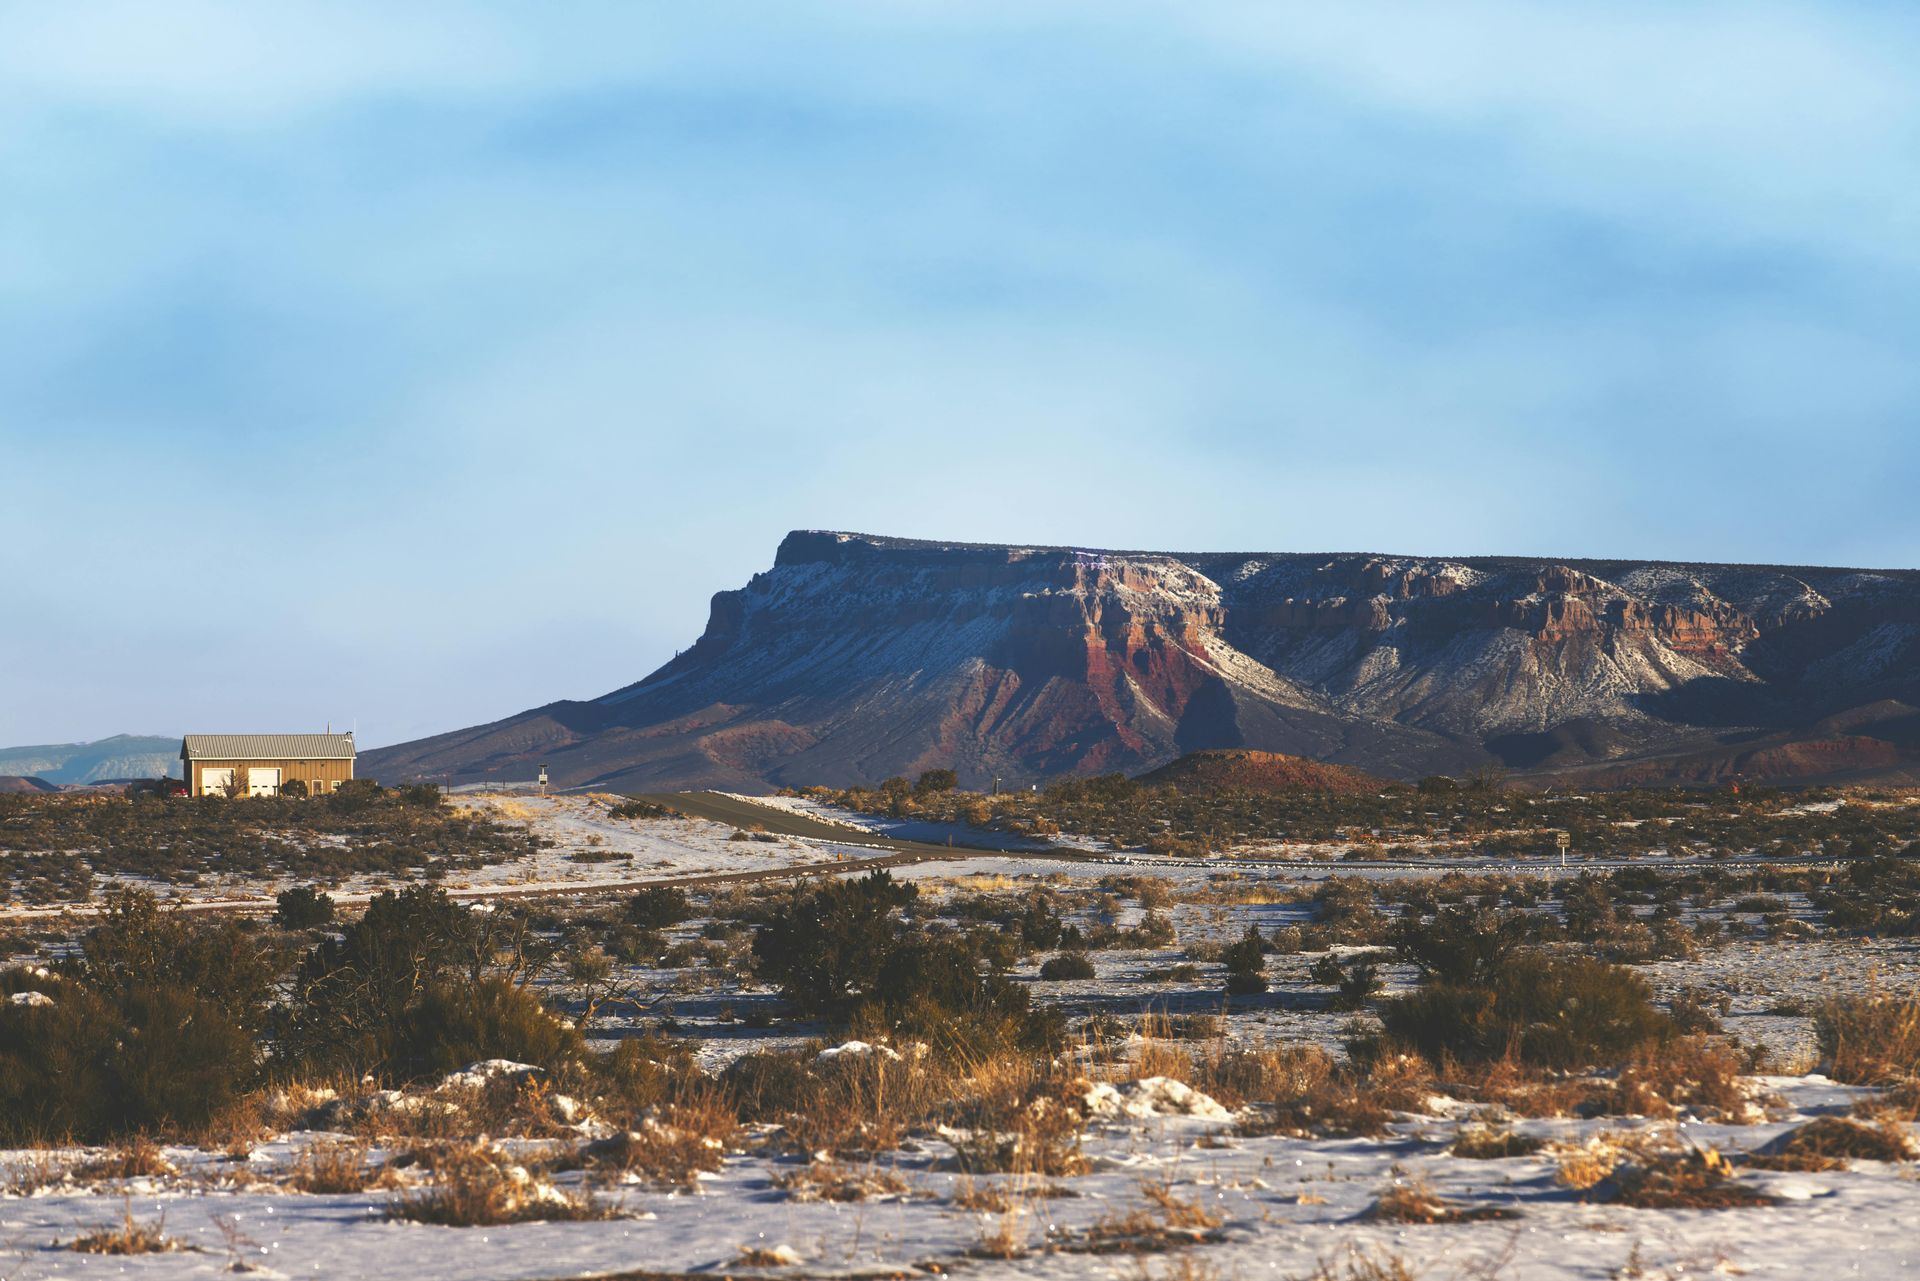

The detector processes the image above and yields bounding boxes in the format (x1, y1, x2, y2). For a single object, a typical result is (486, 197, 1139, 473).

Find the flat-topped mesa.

(363, 531, 1920, 793)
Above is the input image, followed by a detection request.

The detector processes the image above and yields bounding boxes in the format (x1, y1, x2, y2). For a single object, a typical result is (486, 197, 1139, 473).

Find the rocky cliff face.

(365, 532, 1920, 791)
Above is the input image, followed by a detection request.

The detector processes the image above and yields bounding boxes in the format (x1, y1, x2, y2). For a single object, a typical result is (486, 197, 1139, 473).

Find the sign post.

(538, 766, 549, 798)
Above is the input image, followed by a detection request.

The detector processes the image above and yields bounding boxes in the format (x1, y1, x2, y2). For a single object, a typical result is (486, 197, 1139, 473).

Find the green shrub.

(1039, 953, 1095, 981)
(752, 872, 917, 1015)
(1378, 952, 1671, 1069)
(913, 769, 959, 796)
(1222, 924, 1266, 975)
(395, 977, 582, 1079)
(754, 873, 1058, 1055)
(0, 910, 265, 1143)
(274, 885, 336, 930)
(283, 886, 482, 1078)
(625, 887, 692, 929)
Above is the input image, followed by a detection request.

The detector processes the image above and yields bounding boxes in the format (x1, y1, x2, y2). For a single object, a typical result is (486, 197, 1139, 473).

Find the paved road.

(636, 792, 1874, 876)
(627, 790, 1092, 862)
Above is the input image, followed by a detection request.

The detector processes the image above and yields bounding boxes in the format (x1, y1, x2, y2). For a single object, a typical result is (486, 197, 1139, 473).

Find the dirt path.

(627, 790, 1090, 859)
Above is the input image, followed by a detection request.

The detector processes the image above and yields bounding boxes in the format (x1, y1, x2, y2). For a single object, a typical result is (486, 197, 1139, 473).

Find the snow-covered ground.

(0, 1077, 1911, 1279)
(0, 796, 904, 918)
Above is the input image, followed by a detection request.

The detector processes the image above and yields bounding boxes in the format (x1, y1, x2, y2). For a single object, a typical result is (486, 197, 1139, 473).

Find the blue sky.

(4, 2, 1918, 748)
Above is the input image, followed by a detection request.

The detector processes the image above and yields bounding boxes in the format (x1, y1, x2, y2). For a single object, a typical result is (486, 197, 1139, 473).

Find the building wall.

(188, 757, 356, 797)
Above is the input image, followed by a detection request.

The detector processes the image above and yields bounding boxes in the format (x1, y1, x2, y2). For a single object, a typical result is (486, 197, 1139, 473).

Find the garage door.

(201, 767, 234, 796)
(249, 767, 281, 797)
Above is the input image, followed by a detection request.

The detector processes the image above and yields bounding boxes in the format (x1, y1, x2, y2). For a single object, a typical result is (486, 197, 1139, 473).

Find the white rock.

(1083, 1077, 1231, 1122)
(816, 1041, 902, 1063)
(8, 991, 52, 1007)
(751, 1244, 804, 1266)
(441, 1060, 541, 1090)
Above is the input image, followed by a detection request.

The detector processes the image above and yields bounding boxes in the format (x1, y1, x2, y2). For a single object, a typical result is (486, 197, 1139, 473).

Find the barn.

(180, 733, 356, 798)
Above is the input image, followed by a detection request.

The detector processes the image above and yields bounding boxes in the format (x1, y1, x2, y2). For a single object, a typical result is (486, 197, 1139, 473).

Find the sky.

(4, 2, 1919, 749)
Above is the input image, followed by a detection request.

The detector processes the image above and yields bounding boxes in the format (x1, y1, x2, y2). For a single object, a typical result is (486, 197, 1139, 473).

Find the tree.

(914, 769, 959, 796)
(283, 885, 479, 1076)
(274, 885, 335, 930)
(752, 872, 917, 1015)
(625, 886, 692, 929)
(1222, 923, 1268, 995)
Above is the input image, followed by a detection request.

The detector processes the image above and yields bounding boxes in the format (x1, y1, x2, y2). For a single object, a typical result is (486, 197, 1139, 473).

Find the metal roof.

(180, 734, 356, 761)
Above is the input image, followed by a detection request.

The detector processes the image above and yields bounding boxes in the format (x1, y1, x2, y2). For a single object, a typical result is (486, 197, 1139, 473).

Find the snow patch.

(1082, 1077, 1231, 1122)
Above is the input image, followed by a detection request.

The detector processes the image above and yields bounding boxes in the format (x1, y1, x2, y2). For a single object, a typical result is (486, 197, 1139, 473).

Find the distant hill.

(365, 530, 1920, 792)
(0, 735, 179, 784)
(1136, 750, 1388, 794)
(0, 776, 58, 794)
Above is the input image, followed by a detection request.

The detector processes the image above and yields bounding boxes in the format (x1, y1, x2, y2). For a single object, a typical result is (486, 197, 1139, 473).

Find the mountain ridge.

(364, 530, 1920, 792)
(0, 735, 181, 785)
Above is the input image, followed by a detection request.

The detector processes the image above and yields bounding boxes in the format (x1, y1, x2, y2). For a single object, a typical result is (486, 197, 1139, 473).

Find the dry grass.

(1598, 1037, 1758, 1122)
(1554, 1143, 1617, 1192)
(1133, 1022, 1197, 1081)
(260, 1078, 353, 1131)
(735, 1243, 804, 1267)
(1744, 1116, 1915, 1171)
(770, 1159, 910, 1202)
(1190, 1041, 1331, 1109)
(1449, 1125, 1544, 1160)
(1237, 1050, 1431, 1139)
(283, 1140, 376, 1193)
(1363, 1174, 1517, 1224)
(67, 1203, 184, 1255)
(0, 1149, 73, 1195)
(776, 1045, 945, 1159)
(1607, 1144, 1776, 1210)
(1816, 990, 1920, 1084)
(1446, 1056, 1596, 1119)
(1076, 1181, 1225, 1253)
(75, 1137, 176, 1182)
(1292, 1246, 1418, 1281)
(1140, 1180, 1225, 1231)
(1854, 1077, 1920, 1122)
(390, 1143, 611, 1226)
(583, 1091, 736, 1188)
(969, 1203, 1032, 1259)
(941, 1063, 1090, 1177)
